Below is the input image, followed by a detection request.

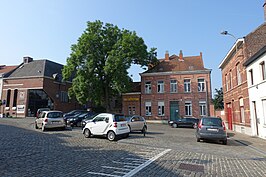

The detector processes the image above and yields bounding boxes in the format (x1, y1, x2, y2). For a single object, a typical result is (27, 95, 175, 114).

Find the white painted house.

(244, 45, 266, 140)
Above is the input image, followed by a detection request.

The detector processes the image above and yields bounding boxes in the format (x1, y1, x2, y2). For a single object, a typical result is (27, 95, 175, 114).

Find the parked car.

(36, 108, 50, 118)
(82, 113, 130, 141)
(126, 115, 147, 133)
(63, 110, 88, 118)
(35, 111, 66, 131)
(196, 117, 227, 145)
(169, 117, 199, 128)
(81, 113, 99, 129)
(66, 112, 95, 127)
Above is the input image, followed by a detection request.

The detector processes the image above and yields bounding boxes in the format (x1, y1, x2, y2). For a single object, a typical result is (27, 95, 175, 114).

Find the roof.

(142, 53, 209, 74)
(243, 44, 266, 66)
(0, 65, 17, 75)
(6, 59, 64, 79)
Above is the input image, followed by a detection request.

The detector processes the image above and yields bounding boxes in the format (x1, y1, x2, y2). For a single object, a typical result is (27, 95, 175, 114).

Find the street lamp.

(221, 30, 238, 52)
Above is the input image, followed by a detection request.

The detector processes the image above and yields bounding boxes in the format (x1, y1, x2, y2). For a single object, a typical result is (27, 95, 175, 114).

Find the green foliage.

(212, 87, 224, 110)
(63, 20, 157, 110)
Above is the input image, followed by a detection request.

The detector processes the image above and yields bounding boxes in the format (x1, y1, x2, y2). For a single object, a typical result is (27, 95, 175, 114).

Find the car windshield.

(114, 115, 126, 122)
(47, 112, 63, 118)
(202, 118, 222, 126)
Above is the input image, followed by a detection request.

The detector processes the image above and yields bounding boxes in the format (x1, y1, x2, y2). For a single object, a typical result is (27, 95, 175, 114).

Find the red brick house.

(219, 21, 266, 135)
(123, 51, 212, 122)
(1, 57, 82, 117)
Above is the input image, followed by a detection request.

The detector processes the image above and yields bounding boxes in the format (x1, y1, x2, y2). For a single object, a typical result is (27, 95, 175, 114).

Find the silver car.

(35, 111, 66, 131)
(126, 115, 147, 133)
(196, 117, 227, 145)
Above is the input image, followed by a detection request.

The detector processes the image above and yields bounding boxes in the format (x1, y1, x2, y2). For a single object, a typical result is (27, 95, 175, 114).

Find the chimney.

(23, 56, 33, 64)
(200, 52, 203, 59)
(165, 50, 169, 61)
(179, 50, 184, 61)
(264, 0, 266, 22)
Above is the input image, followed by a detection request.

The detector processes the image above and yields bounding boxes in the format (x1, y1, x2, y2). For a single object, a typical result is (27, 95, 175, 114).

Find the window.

(185, 101, 192, 116)
(239, 98, 245, 123)
(184, 79, 191, 93)
(60, 91, 69, 103)
(262, 99, 266, 125)
(170, 80, 177, 93)
(145, 102, 152, 116)
(229, 71, 232, 89)
(157, 81, 164, 93)
(145, 81, 151, 94)
(6, 89, 11, 107)
(12, 89, 18, 107)
(249, 69, 254, 85)
(128, 106, 136, 115)
(199, 101, 206, 116)
(158, 101, 165, 116)
(260, 61, 266, 80)
(198, 79, 205, 92)
(225, 74, 228, 91)
(236, 63, 242, 85)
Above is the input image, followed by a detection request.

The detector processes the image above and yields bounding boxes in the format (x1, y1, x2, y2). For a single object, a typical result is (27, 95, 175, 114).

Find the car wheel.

(128, 125, 131, 132)
(107, 131, 116, 141)
(41, 124, 46, 132)
(35, 122, 38, 129)
(222, 140, 227, 145)
(197, 138, 200, 142)
(172, 123, 178, 128)
(84, 129, 91, 138)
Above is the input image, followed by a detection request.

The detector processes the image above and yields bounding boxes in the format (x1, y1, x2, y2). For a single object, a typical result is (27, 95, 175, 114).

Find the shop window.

(13, 89, 18, 107)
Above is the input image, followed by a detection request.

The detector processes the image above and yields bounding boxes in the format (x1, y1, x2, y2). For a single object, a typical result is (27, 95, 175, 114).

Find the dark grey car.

(196, 117, 227, 145)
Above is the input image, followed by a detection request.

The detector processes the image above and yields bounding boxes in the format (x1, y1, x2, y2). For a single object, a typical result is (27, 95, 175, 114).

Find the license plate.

(121, 124, 126, 127)
(207, 128, 218, 132)
(52, 121, 60, 124)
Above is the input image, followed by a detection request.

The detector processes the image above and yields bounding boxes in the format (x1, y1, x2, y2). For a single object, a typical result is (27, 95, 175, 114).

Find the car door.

(130, 116, 138, 131)
(36, 112, 46, 127)
(90, 116, 110, 135)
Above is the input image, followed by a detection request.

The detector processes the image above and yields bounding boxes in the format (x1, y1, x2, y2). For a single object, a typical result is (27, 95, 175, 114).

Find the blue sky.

(0, 0, 264, 94)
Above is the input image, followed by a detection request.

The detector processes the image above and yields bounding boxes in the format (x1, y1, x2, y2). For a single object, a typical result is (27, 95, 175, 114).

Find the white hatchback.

(82, 113, 130, 141)
(35, 111, 66, 131)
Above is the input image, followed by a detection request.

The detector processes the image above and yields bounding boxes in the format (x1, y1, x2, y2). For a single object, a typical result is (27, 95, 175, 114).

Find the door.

(90, 116, 109, 134)
(170, 101, 179, 121)
(227, 106, 233, 130)
(252, 101, 259, 136)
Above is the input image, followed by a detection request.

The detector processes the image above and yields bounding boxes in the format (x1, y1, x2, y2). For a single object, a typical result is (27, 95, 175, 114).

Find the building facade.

(244, 45, 266, 139)
(219, 22, 266, 136)
(138, 51, 212, 122)
(0, 57, 82, 117)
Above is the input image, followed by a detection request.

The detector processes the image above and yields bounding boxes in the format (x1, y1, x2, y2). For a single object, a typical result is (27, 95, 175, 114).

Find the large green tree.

(212, 87, 224, 110)
(63, 20, 157, 111)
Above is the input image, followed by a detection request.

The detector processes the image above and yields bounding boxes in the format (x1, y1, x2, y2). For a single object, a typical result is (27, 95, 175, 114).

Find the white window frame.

(157, 81, 164, 93)
(158, 101, 165, 116)
(170, 80, 177, 93)
(199, 101, 206, 116)
(185, 101, 192, 116)
(260, 61, 266, 80)
(184, 79, 191, 93)
(262, 99, 266, 125)
(145, 81, 151, 94)
(198, 79, 205, 92)
(239, 98, 245, 123)
(236, 63, 242, 85)
(145, 101, 152, 116)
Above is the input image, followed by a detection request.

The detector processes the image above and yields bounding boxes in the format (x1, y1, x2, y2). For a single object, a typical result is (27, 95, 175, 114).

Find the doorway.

(170, 101, 180, 121)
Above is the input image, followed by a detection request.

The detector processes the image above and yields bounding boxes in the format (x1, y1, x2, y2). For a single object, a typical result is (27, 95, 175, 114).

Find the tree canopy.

(212, 87, 224, 110)
(63, 20, 157, 111)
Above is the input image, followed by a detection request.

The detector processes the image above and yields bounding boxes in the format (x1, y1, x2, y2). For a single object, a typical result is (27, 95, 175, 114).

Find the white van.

(82, 113, 130, 141)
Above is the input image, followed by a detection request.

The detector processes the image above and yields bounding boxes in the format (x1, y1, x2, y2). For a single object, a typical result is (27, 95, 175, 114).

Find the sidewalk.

(227, 130, 266, 156)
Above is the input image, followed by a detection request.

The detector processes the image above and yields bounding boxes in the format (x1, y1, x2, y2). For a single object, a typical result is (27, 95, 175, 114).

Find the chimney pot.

(179, 50, 184, 61)
(165, 50, 169, 61)
(23, 56, 33, 64)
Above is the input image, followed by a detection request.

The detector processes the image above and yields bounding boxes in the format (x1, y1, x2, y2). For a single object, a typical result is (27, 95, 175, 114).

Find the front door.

(227, 106, 233, 130)
(170, 101, 179, 121)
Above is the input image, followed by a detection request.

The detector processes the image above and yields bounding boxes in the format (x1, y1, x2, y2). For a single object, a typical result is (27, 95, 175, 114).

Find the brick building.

(219, 11, 266, 135)
(0, 57, 82, 117)
(123, 51, 212, 122)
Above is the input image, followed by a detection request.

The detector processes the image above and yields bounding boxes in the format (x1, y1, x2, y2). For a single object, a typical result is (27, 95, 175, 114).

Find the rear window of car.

(202, 118, 222, 126)
(114, 115, 127, 122)
(47, 112, 63, 118)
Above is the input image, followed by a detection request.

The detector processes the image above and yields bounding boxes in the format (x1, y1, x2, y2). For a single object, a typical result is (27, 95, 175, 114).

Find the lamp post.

(221, 30, 238, 53)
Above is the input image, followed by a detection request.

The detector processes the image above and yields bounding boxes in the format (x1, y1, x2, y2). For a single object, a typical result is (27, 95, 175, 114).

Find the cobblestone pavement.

(0, 118, 265, 177)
